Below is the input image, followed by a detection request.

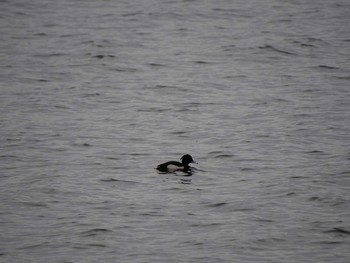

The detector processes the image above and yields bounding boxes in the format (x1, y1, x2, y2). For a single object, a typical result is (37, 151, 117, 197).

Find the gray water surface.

(1, 0, 350, 262)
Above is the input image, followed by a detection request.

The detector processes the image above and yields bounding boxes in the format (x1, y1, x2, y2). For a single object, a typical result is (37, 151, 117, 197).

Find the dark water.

(1, 0, 350, 262)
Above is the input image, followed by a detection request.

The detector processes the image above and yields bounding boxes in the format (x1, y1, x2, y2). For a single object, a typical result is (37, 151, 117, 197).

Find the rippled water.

(1, 0, 350, 262)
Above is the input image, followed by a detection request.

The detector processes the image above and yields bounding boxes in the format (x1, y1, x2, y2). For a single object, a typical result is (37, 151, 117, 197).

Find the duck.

(156, 154, 196, 173)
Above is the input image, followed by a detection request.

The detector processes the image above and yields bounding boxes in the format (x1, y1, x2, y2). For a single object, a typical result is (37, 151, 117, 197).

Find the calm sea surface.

(1, 0, 350, 262)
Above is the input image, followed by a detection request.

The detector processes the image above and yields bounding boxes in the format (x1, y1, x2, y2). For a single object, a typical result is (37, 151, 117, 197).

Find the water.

(1, 0, 350, 262)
